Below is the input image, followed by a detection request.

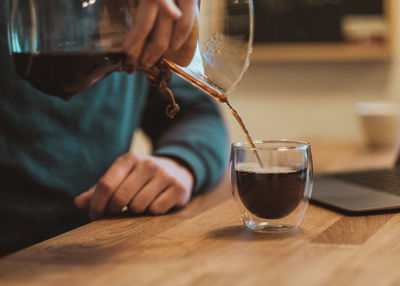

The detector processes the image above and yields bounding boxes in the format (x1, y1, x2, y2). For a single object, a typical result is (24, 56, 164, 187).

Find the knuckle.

(142, 159, 159, 173)
(119, 152, 136, 164)
(98, 176, 116, 196)
(170, 177, 183, 190)
(158, 169, 172, 183)
(170, 177, 179, 186)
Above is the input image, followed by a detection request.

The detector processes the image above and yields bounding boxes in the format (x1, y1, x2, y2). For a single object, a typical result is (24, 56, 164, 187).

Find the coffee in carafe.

(12, 52, 126, 98)
(9, 0, 197, 100)
(9, 0, 261, 162)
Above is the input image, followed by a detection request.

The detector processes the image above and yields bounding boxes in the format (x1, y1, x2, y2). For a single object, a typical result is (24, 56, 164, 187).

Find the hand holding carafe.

(9, 0, 253, 103)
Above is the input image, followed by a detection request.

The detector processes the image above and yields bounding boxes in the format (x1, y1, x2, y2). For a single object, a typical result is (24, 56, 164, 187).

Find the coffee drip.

(107, 0, 262, 166)
(9, 0, 261, 164)
(127, 59, 263, 170)
(159, 60, 264, 167)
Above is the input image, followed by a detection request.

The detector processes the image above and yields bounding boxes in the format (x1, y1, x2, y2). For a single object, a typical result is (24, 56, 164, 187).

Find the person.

(0, 0, 228, 257)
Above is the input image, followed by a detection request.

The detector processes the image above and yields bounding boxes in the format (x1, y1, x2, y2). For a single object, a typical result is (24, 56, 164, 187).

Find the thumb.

(74, 186, 96, 209)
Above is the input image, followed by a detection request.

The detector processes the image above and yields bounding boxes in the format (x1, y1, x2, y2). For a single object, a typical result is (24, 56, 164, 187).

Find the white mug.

(356, 101, 400, 149)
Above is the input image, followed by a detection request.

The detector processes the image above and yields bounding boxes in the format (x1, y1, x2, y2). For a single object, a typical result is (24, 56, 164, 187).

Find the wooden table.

(1, 143, 400, 286)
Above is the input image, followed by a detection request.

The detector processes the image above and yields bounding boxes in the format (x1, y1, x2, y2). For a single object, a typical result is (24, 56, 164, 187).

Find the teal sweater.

(0, 1, 228, 254)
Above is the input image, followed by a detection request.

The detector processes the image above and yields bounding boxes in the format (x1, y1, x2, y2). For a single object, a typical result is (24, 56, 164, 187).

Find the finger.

(107, 158, 159, 214)
(123, 0, 159, 55)
(148, 184, 189, 215)
(74, 186, 95, 209)
(129, 169, 171, 213)
(141, 12, 174, 67)
(154, 0, 182, 19)
(170, 0, 197, 50)
(89, 153, 137, 220)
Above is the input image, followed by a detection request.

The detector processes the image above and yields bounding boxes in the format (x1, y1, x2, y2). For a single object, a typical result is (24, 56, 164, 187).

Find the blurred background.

(133, 0, 400, 153)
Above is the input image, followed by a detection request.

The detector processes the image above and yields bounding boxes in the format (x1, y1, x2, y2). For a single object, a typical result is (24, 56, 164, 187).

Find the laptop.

(311, 152, 400, 215)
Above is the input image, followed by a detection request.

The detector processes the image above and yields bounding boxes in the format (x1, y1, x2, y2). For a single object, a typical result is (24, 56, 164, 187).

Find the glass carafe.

(8, 0, 253, 105)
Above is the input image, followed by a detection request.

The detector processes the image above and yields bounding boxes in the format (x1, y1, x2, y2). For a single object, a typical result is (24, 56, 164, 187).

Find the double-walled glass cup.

(230, 140, 313, 233)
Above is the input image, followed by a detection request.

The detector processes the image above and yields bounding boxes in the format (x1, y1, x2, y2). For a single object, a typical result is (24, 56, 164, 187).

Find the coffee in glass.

(231, 140, 313, 232)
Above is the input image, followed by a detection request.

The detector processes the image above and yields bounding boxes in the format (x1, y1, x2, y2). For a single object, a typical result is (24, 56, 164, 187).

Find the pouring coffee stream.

(10, 0, 263, 167)
(100, 0, 264, 167)
(155, 60, 264, 168)
(121, 55, 264, 168)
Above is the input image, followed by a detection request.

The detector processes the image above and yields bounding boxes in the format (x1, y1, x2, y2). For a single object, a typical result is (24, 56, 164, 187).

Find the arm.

(74, 76, 229, 219)
(141, 75, 229, 194)
(74, 0, 229, 219)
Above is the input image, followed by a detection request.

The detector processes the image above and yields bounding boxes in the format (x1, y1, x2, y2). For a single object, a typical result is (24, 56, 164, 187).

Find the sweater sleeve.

(140, 74, 229, 194)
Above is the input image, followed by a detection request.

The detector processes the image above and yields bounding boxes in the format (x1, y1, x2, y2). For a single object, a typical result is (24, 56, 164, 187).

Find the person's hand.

(74, 153, 194, 220)
(123, 0, 198, 68)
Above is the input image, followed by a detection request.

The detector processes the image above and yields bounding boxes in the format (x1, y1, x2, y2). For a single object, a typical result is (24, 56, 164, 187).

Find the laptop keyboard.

(333, 168, 400, 196)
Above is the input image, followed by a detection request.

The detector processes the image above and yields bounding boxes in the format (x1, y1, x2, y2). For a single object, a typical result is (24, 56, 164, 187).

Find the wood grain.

(312, 214, 394, 245)
(0, 142, 399, 286)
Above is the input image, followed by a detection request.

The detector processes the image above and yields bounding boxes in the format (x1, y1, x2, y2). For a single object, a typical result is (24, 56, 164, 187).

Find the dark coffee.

(12, 52, 126, 99)
(235, 166, 307, 219)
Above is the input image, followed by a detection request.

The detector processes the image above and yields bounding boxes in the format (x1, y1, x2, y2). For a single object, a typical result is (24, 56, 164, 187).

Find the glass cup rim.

(232, 140, 310, 151)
